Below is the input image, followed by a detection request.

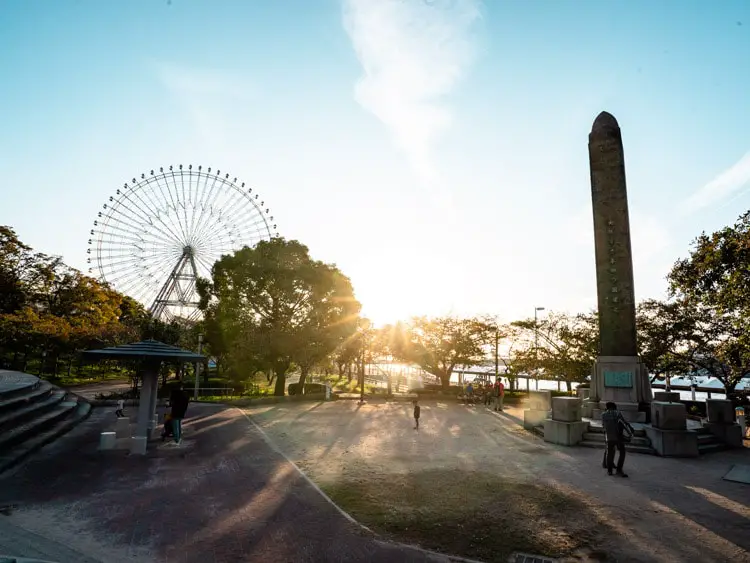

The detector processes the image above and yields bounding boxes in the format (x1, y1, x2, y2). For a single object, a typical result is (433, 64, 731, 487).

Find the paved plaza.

(0, 404, 462, 563)
(0, 398, 747, 562)
(248, 400, 750, 562)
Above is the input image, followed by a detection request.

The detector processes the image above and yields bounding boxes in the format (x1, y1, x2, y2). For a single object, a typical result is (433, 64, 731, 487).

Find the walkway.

(0, 404, 464, 563)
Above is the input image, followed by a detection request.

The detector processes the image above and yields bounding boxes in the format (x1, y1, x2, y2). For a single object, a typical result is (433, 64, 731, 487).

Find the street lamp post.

(358, 318, 370, 405)
(534, 307, 545, 391)
(494, 325, 500, 381)
(194, 334, 203, 400)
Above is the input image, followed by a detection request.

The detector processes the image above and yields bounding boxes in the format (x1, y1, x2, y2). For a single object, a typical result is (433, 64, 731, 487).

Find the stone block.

(704, 422, 744, 448)
(706, 400, 735, 424)
(543, 419, 588, 446)
(653, 391, 680, 402)
(643, 426, 699, 457)
(528, 390, 552, 411)
(115, 417, 131, 439)
(651, 401, 687, 430)
(576, 387, 591, 400)
(99, 432, 116, 450)
(551, 396, 581, 422)
(523, 409, 548, 430)
(581, 400, 595, 419)
(130, 436, 148, 455)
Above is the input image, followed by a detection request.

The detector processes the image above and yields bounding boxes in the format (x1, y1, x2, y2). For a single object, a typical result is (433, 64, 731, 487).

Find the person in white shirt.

(115, 398, 125, 418)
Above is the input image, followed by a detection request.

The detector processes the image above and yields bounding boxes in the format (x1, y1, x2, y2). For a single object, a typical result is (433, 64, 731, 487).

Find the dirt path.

(0, 404, 470, 563)
(247, 400, 750, 562)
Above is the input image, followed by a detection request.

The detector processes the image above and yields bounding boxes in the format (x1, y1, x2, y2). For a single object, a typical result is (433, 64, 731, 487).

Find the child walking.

(115, 398, 125, 418)
(413, 399, 421, 430)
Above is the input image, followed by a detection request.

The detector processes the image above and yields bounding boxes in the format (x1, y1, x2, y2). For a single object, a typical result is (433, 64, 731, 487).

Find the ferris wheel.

(88, 165, 278, 322)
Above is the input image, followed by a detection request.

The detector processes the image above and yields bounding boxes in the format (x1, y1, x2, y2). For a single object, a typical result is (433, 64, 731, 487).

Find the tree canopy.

(198, 237, 361, 395)
(391, 316, 491, 390)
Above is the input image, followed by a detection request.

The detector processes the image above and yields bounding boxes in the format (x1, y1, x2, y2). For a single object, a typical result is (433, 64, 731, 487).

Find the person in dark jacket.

(169, 383, 190, 445)
(601, 401, 634, 477)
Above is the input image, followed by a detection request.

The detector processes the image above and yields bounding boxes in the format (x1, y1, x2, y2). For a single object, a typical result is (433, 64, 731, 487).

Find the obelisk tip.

(591, 111, 619, 133)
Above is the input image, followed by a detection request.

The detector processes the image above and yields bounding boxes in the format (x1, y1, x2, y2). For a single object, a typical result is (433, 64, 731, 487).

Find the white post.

(194, 334, 203, 399)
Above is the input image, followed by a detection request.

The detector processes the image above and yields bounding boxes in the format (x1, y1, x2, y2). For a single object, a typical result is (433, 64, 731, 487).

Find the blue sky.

(1, 0, 749, 325)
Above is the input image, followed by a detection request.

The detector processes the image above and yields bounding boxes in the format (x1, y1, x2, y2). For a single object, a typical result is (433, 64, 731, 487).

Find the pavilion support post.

(132, 360, 160, 455)
(148, 373, 159, 432)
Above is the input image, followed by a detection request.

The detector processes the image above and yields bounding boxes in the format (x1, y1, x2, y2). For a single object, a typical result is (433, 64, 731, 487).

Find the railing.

(194, 387, 236, 397)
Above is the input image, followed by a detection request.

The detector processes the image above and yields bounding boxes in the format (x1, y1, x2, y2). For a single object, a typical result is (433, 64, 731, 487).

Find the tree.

(636, 299, 693, 383)
(392, 316, 491, 390)
(665, 211, 750, 402)
(198, 238, 361, 396)
(511, 312, 598, 391)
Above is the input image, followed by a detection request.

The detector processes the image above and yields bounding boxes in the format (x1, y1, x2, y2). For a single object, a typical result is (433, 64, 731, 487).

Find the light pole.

(39, 350, 47, 376)
(358, 318, 370, 405)
(193, 334, 203, 399)
(494, 325, 500, 381)
(534, 307, 545, 391)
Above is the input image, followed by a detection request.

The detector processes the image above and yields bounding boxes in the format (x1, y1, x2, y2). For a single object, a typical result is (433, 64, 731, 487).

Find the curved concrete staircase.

(0, 372, 91, 474)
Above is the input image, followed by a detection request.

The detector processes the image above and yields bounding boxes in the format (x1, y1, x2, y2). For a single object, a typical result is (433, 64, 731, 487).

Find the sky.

(1, 0, 749, 327)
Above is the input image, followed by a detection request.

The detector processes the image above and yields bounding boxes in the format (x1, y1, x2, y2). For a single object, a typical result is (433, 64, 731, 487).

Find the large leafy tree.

(198, 238, 361, 396)
(392, 316, 491, 390)
(665, 210, 750, 401)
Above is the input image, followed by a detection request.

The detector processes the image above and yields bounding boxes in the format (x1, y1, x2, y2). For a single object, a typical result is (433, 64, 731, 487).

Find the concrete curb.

(237, 408, 486, 563)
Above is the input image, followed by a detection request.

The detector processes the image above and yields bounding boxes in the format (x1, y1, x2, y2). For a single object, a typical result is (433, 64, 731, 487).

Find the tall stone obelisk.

(588, 111, 652, 422)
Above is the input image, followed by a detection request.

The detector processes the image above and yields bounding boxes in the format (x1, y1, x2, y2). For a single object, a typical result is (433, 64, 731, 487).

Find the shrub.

(288, 383, 326, 395)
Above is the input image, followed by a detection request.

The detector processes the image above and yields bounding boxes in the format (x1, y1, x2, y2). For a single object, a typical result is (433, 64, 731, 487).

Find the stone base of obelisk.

(591, 356, 652, 423)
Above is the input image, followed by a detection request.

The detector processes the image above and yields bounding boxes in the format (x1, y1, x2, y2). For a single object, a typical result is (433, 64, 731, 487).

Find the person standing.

(115, 398, 125, 418)
(601, 401, 634, 477)
(168, 383, 190, 445)
(413, 399, 421, 430)
(495, 379, 505, 412)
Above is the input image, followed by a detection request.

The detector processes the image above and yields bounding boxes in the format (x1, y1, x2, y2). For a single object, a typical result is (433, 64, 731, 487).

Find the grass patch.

(320, 468, 604, 562)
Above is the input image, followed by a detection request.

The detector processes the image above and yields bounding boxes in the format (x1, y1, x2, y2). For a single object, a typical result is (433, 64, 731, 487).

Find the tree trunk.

(441, 373, 451, 391)
(273, 362, 289, 396)
(67, 357, 73, 377)
(298, 367, 309, 395)
(347, 363, 352, 382)
(565, 380, 572, 392)
(387, 374, 392, 396)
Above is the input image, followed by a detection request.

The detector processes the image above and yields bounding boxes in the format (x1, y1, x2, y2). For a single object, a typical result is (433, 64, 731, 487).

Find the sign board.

(604, 370, 632, 388)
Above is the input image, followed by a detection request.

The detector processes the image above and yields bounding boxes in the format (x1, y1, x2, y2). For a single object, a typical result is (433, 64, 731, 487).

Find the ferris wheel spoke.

(104, 200, 181, 247)
(190, 174, 226, 243)
(127, 178, 187, 246)
(151, 170, 184, 236)
(134, 177, 188, 245)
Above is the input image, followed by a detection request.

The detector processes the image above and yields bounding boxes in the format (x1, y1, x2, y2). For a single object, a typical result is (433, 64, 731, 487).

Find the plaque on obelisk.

(588, 111, 652, 422)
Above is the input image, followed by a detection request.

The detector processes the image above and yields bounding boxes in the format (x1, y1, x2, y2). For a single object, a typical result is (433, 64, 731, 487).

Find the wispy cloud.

(681, 150, 750, 214)
(341, 0, 482, 186)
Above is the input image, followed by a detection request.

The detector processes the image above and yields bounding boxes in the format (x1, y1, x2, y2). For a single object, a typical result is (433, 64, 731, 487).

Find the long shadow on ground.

(0, 404, 456, 563)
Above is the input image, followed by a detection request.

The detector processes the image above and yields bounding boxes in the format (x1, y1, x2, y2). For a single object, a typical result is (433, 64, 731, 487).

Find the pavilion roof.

(82, 339, 206, 362)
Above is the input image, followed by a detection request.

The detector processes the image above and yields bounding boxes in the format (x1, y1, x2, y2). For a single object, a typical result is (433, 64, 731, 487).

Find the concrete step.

(0, 401, 77, 454)
(698, 442, 728, 454)
(0, 377, 40, 402)
(586, 425, 647, 438)
(0, 391, 66, 433)
(0, 385, 53, 416)
(697, 433, 718, 444)
(581, 433, 651, 447)
(0, 402, 91, 475)
(579, 440, 656, 455)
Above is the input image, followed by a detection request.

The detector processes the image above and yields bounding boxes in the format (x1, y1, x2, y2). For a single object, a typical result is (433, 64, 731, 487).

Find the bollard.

(99, 432, 116, 450)
(130, 436, 148, 455)
(736, 407, 747, 439)
(115, 417, 130, 439)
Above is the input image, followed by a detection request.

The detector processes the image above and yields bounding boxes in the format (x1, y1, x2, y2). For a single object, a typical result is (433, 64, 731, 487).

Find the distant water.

(456, 376, 725, 402)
